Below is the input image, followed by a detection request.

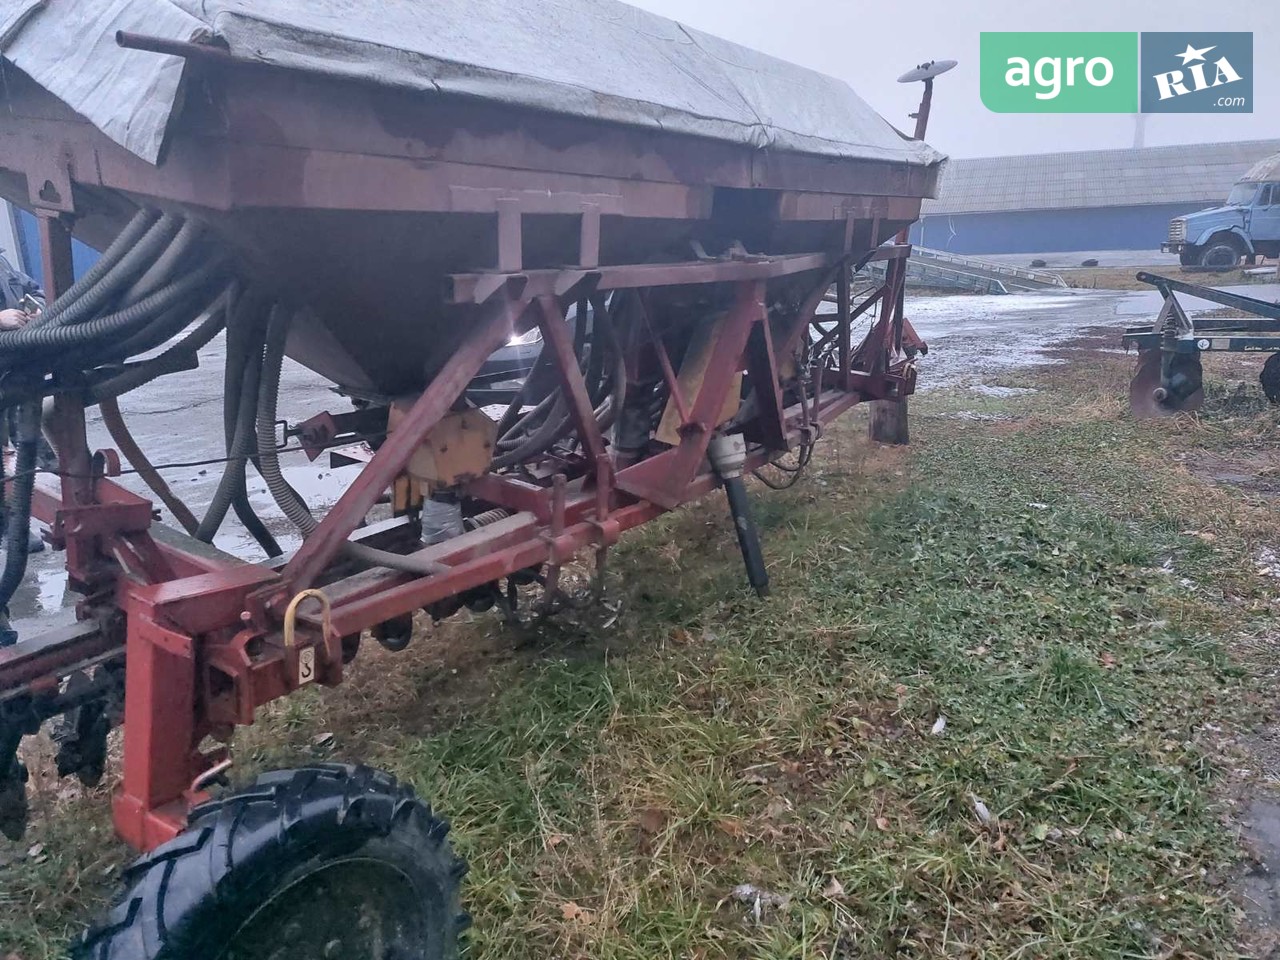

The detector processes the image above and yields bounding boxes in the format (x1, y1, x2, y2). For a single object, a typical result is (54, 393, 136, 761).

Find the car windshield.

(1226, 183, 1257, 206)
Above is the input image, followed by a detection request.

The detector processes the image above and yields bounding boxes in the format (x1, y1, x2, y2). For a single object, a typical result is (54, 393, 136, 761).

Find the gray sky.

(629, 0, 1278, 158)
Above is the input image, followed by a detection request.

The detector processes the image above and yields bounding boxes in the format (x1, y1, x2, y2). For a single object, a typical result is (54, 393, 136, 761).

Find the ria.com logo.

(980, 32, 1252, 113)
(1141, 33, 1252, 113)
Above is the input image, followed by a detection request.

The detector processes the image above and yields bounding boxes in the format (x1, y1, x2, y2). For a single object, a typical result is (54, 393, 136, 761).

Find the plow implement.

(0, 1, 944, 955)
(1124, 272, 1280, 418)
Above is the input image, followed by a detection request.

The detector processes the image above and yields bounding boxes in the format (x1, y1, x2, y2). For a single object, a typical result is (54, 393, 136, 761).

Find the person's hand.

(0, 308, 31, 330)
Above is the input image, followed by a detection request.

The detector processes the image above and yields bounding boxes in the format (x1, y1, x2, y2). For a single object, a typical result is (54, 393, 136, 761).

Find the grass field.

(3, 328, 1280, 958)
(1057, 263, 1279, 291)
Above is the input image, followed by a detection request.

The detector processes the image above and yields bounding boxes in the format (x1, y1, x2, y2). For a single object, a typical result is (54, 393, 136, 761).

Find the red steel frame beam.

(0, 620, 116, 696)
(535, 297, 610, 471)
(310, 385, 864, 636)
(113, 600, 209, 849)
(38, 216, 100, 594)
(614, 280, 765, 509)
(320, 420, 809, 636)
(448, 252, 831, 305)
(637, 294, 692, 425)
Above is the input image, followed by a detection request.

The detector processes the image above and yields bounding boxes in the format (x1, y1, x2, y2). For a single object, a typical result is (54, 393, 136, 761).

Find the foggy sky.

(629, 0, 1279, 159)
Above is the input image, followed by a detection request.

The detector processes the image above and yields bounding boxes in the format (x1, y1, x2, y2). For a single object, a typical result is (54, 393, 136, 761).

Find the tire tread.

(73, 764, 466, 960)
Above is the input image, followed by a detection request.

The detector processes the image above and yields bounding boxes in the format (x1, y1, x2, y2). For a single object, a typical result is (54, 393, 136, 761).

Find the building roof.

(1242, 151, 1280, 183)
(923, 140, 1280, 216)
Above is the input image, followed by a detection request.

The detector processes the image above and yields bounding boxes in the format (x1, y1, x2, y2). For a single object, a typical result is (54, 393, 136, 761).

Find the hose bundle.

(0, 211, 234, 399)
(0, 208, 239, 614)
(0, 209, 641, 625)
(488, 297, 625, 471)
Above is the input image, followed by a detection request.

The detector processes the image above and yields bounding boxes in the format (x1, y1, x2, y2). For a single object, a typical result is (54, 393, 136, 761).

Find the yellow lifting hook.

(282, 589, 332, 686)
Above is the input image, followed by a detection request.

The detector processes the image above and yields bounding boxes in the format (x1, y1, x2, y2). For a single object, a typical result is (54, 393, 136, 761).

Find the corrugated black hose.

(118, 220, 204, 309)
(0, 258, 227, 356)
(197, 296, 282, 555)
(90, 288, 232, 400)
(38, 215, 181, 330)
(99, 294, 212, 363)
(0, 402, 43, 635)
(28, 210, 157, 328)
(225, 320, 284, 557)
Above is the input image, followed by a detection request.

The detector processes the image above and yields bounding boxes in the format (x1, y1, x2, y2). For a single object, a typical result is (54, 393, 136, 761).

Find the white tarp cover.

(1, 0, 944, 172)
(1, 0, 210, 161)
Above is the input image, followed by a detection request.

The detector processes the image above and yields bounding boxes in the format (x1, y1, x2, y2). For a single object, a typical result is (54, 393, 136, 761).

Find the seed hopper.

(0, 2, 943, 954)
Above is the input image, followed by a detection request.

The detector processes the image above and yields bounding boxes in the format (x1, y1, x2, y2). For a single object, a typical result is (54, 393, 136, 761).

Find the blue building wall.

(14, 206, 100, 283)
(909, 201, 1216, 255)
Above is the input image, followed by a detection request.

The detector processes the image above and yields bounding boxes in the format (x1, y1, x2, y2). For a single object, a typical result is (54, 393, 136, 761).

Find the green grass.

(390, 420, 1246, 959)
(1, 360, 1272, 958)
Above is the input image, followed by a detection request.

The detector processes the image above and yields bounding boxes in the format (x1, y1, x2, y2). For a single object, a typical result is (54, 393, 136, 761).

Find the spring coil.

(464, 508, 512, 531)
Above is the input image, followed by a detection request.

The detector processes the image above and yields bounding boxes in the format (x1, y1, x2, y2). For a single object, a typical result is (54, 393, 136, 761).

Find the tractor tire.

(74, 764, 469, 960)
(1198, 236, 1246, 270)
(1262, 353, 1280, 405)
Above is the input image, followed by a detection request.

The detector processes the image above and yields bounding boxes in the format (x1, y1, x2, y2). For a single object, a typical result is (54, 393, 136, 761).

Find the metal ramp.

(862, 246, 1068, 294)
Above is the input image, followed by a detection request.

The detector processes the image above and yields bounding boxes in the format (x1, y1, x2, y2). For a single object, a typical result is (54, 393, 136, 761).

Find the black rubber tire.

(1179, 246, 1201, 267)
(1198, 236, 1246, 270)
(1262, 353, 1280, 405)
(74, 764, 469, 960)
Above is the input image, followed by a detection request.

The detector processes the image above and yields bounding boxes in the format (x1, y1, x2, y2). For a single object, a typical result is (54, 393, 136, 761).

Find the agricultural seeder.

(0, 2, 943, 955)
(1124, 272, 1280, 418)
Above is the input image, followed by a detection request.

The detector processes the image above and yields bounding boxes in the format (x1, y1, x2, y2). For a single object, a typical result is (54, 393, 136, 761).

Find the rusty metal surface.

(1129, 348, 1205, 419)
(0, 54, 933, 393)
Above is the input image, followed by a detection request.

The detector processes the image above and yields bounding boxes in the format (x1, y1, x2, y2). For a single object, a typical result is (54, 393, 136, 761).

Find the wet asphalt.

(9, 347, 351, 637)
(8, 282, 1279, 639)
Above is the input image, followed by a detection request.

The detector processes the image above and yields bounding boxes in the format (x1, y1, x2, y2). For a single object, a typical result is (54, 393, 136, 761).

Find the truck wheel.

(74, 764, 469, 960)
(1198, 237, 1245, 270)
(1179, 246, 1201, 267)
(1262, 354, 1280, 404)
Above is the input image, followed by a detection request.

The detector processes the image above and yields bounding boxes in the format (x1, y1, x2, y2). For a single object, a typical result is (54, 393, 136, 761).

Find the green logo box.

(981, 32, 1139, 113)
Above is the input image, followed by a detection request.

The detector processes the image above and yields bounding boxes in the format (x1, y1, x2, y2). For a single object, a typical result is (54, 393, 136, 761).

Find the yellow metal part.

(656, 315, 743, 446)
(283, 589, 331, 649)
(392, 475, 424, 515)
(388, 403, 497, 489)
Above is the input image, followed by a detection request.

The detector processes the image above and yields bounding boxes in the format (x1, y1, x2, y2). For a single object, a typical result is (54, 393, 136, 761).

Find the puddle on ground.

(970, 384, 1038, 398)
(933, 410, 1016, 422)
(1237, 796, 1280, 957)
(1183, 450, 1280, 501)
(905, 289, 1124, 391)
